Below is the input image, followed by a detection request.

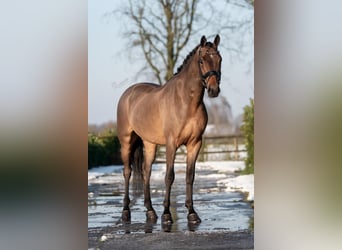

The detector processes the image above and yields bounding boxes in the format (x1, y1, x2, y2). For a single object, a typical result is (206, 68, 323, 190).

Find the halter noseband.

(198, 49, 221, 88)
(202, 70, 221, 82)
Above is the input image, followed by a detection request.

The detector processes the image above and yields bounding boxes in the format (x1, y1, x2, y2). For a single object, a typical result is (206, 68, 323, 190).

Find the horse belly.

(133, 123, 166, 145)
(130, 99, 166, 145)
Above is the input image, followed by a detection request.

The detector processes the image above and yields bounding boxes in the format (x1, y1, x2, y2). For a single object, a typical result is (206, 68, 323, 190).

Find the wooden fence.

(94, 133, 246, 164)
(155, 134, 246, 163)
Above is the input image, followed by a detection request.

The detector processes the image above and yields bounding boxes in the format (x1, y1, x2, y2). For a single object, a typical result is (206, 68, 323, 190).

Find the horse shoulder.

(192, 103, 208, 133)
(176, 103, 207, 146)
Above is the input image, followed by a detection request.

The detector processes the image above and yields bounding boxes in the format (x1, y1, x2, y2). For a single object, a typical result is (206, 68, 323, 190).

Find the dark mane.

(174, 42, 216, 75)
(174, 45, 200, 75)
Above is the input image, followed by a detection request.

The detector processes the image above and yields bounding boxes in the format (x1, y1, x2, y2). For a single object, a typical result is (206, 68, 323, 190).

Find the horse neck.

(175, 52, 204, 104)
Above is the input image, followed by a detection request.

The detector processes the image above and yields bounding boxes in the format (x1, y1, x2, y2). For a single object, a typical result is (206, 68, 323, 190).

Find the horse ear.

(214, 34, 220, 48)
(200, 36, 207, 46)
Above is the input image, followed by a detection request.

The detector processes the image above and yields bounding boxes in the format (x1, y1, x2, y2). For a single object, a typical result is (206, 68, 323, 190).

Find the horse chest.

(175, 113, 207, 145)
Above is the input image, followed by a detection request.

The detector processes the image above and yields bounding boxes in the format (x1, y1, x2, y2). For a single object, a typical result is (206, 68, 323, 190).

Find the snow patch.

(88, 161, 254, 201)
(218, 174, 254, 201)
(88, 165, 122, 182)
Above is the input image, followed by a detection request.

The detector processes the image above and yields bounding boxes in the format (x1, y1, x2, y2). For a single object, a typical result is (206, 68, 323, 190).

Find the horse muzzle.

(202, 70, 221, 98)
(207, 85, 220, 98)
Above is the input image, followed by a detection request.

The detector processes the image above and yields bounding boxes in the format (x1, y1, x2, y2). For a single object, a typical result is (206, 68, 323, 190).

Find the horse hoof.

(161, 213, 173, 225)
(146, 210, 158, 223)
(122, 210, 131, 222)
(187, 213, 201, 224)
(162, 222, 172, 232)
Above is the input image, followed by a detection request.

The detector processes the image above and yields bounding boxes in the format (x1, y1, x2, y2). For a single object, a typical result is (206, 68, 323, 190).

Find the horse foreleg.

(162, 142, 176, 224)
(185, 140, 202, 224)
(142, 141, 158, 223)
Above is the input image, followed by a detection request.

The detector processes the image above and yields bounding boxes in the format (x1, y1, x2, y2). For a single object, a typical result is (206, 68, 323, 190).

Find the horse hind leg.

(121, 149, 131, 221)
(119, 132, 137, 222)
(142, 141, 158, 223)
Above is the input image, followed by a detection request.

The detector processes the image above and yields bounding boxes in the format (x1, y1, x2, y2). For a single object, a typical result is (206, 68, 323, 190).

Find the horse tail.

(130, 136, 144, 197)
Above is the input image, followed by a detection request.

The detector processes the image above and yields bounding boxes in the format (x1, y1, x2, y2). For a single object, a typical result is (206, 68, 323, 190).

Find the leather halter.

(198, 49, 221, 88)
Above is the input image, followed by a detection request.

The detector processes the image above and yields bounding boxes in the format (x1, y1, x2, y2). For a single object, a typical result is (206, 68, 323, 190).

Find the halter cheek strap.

(198, 49, 221, 88)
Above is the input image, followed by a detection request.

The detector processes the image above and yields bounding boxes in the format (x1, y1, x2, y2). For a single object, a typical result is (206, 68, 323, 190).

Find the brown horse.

(117, 35, 222, 225)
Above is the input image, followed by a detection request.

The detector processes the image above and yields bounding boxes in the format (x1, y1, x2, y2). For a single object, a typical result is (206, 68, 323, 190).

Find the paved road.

(88, 227, 254, 250)
(88, 162, 254, 249)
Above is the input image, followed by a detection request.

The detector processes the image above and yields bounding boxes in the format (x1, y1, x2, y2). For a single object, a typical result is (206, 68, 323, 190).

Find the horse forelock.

(205, 41, 214, 47)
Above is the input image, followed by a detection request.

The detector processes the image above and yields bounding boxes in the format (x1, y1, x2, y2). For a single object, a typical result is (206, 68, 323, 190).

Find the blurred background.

(1, 0, 342, 250)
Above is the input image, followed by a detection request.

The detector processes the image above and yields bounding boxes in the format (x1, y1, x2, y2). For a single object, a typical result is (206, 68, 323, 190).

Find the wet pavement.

(88, 161, 254, 235)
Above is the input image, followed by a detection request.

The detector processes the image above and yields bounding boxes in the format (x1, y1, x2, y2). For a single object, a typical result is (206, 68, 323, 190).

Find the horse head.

(198, 35, 222, 98)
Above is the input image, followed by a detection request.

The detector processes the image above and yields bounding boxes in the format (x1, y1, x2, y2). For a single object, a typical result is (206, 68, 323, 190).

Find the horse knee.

(165, 170, 175, 185)
(123, 167, 131, 179)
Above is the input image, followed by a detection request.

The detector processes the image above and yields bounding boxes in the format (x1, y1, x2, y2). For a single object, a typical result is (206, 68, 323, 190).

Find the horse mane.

(174, 42, 215, 76)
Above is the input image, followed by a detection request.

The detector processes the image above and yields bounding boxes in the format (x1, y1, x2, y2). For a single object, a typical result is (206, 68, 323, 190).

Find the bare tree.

(115, 0, 253, 85)
(245, 0, 254, 7)
(214, 0, 254, 64)
(227, 0, 254, 8)
(120, 0, 198, 84)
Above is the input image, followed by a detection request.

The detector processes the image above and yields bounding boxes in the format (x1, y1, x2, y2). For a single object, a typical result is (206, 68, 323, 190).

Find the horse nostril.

(208, 87, 219, 98)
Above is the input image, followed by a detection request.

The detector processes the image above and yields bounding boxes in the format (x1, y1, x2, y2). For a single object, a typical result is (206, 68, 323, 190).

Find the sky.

(88, 0, 254, 125)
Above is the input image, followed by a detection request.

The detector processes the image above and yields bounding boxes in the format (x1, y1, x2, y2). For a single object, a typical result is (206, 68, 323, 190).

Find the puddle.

(88, 162, 253, 233)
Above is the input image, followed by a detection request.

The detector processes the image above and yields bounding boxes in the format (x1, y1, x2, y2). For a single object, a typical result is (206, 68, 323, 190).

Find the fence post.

(234, 136, 239, 161)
